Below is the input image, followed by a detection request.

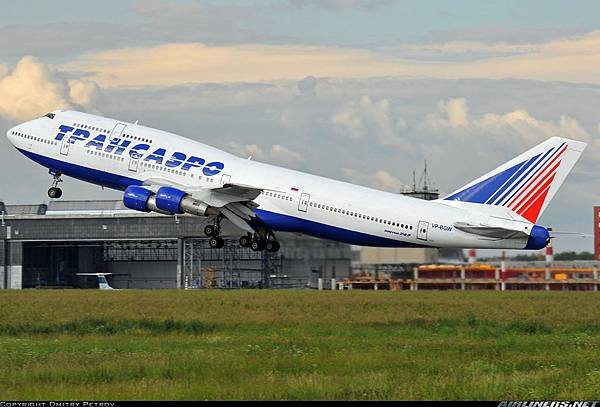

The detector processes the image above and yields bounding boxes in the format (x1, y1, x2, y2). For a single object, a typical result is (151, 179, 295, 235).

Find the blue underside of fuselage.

(17, 148, 428, 248)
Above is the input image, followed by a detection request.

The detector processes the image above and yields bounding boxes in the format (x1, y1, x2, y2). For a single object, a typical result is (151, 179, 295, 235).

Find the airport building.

(0, 200, 354, 289)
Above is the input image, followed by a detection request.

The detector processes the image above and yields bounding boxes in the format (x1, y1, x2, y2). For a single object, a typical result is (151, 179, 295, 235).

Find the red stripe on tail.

(507, 144, 567, 209)
(517, 173, 556, 222)
(510, 159, 561, 213)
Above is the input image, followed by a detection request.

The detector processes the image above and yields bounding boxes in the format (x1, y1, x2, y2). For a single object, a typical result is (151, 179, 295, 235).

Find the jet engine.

(123, 185, 217, 216)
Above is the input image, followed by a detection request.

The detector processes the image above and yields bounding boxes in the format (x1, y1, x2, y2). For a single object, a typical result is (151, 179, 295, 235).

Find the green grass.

(0, 290, 599, 400)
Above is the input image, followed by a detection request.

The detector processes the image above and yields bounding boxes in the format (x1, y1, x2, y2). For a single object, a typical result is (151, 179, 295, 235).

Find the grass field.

(0, 290, 599, 400)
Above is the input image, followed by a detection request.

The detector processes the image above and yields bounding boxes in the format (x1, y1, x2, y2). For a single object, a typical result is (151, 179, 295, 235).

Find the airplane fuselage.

(6, 110, 554, 250)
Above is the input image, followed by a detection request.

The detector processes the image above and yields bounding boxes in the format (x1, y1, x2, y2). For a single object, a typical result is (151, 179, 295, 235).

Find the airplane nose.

(6, 126, 16, 144)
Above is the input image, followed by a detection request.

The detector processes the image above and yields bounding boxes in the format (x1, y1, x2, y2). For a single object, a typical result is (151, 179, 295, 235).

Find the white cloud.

(383, 41, 537, 61)
(331, 95, 405, 145)
(341, 168, 408, 192)
(0, 57, 71, 121)
(227, 142, 302, 166)
(60, 43, 414, 88)
(0, 57, 102, 122)
(424, 97, 592, 146)
(425, 97, 469, 129)
(53, 31, 600, 88)
(228, 142, 266, 160)
(270, 144, 302, 165)
(68, 79, 102, 108)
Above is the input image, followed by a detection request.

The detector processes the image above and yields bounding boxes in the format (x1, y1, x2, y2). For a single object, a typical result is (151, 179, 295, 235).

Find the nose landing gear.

(48, 172, 63, 199)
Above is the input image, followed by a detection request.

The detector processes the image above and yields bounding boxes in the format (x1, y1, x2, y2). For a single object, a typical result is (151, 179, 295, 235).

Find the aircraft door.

(128, 155, 140, 172)
(110, 123, 126, 139)
(417, 220, 429, 241)
(60, 135, 70, 156)
(298, 193, 310, 212)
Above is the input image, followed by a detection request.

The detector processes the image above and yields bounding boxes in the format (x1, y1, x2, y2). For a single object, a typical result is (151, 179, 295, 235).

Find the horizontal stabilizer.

(454, 222, 529, 240)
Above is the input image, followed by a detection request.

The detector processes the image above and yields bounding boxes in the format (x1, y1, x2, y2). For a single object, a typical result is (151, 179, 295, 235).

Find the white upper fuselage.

(6, 110, 541, 249)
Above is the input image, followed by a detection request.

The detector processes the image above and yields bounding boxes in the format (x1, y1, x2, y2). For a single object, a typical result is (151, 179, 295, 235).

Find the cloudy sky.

(1, 0, 599, 252)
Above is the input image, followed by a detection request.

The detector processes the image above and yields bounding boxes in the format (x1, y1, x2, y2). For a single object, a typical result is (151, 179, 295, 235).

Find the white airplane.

(76, 273, 116, 290)
(6, 110, 586, 252)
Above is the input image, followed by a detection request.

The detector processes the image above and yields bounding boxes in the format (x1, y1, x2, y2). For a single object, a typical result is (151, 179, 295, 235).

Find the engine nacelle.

(123, 185, 153, 212)
(123, 185, 170, 214)
(156, 186, 218, 216)
(155, 187, 187, 214)
(123, 185, 216, 217)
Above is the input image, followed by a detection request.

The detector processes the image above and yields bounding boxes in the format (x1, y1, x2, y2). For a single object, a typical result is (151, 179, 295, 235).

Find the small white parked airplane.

(6, 110, 586, 252)
(76, 273, 116, 290)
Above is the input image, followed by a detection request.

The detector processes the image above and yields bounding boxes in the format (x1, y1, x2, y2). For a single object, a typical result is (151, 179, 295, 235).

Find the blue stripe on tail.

(444, 161, 524, 203)
(485, 152, 545, 204)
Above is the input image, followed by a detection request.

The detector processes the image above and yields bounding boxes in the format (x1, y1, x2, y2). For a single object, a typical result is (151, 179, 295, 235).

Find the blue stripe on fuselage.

(18, 148, 142, 191)
(252, 208, 428, 248)
(16, 148, 422, 248)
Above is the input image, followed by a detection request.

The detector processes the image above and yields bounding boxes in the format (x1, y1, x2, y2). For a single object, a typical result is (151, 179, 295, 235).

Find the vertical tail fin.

(443, 137, 586, 223)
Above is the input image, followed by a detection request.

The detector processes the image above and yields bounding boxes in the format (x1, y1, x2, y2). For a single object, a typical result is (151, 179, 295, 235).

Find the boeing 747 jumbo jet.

(6, 110, 586, 252)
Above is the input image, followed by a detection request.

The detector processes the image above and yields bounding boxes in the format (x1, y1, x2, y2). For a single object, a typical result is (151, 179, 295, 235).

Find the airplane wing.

(141, 178, 272, 234)
(453, 222, 529, 240)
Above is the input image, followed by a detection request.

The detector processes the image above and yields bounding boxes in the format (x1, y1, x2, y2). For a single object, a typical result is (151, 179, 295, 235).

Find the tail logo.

(445, 143, 567, 223)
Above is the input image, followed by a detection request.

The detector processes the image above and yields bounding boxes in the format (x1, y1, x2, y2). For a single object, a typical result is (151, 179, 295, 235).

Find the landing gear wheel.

(239, 234, 252, 248)
(204, 224, 218, 237)
(209, 236, 225, 249)
(251, 239, 265, 252)
(265, 240, 280, 252)
(48, 187, 62, 199)
(48, 171, 63, 199)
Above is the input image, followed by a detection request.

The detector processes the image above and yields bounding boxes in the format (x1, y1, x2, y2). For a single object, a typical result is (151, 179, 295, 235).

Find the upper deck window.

(44, 113, 55, 119)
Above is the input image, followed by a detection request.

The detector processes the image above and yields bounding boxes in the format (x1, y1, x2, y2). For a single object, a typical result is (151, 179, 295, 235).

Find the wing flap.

(219, 206, 255, 234)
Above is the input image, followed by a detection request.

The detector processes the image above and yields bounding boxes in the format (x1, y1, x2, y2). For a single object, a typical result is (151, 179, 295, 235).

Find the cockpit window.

(44, 113, 55, 119)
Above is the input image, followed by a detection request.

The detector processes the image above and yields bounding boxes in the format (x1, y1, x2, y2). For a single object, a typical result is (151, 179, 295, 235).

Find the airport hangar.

(0, 200, 354, 289)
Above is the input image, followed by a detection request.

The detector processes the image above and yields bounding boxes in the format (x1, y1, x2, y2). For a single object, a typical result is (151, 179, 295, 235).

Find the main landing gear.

(243, 232, 280, 253)
(48, 172, 63, 199)
(204, 215, 225, 248)
(205, 220, 281, 253)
